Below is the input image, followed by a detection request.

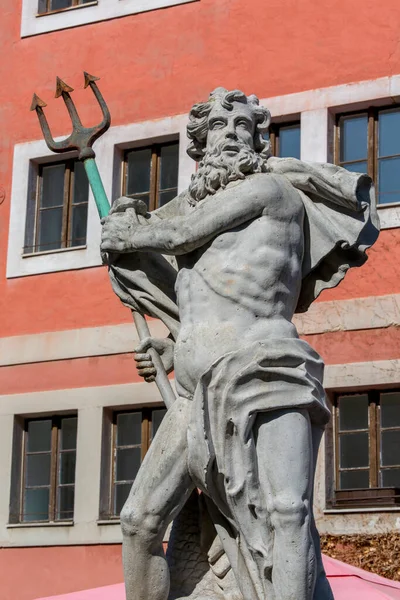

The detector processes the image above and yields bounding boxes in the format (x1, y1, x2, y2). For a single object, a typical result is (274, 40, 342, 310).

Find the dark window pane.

(343, 161, 368, 175)
(59, 452, 76, 485)
(116, 447, 141, 482)
(381, 468, 400, 487)
(60, 418, 77, 450)
(340, 115, 368, 163)
(381, 430, 400, 467)
(27, 420, 52, 452)
(37, 207, 63, 251)
(26, 453, 51, 487)
(24, 165, 39, 252)
(339, 469, 369, 490)
(126, 149, 151, 196)
(114, 483, 132, 515)
(279, 126, 301, 159)
(159, 144, 179, 191)
(70, 204, 88, 247)
(57, 486, 74, 520)
(381, 392, 400, 428)
(40, 164, 65, 208)
(158, 189, 177, 207)
(338, 395, 369, 431)
(379, 110, 400, 157)
(38, 0, 47, 14)
(50, 0, 72, 9)
(151, 409, 167, 440)
(378, 192, 400, 205)
(23, 488, 49, 522)
(116, 412, 142, 447)
(339, 432, 369, 469)
(72, 161, 89, 205)
(378, 157, 400, 204)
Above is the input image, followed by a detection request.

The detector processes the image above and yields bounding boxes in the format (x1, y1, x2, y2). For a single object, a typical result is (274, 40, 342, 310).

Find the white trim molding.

(7, 113, 194, 278)
(0, 320, 169, 366)
(21, 0, 199, 37)
(293, 293, 400, 335)
(324, 359, 400, 390)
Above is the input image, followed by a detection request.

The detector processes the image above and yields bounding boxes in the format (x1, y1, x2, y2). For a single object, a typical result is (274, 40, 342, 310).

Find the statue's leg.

(120, 397, 194, 600)
(254, 408, 315, 600)
(310, 426, 334, 600)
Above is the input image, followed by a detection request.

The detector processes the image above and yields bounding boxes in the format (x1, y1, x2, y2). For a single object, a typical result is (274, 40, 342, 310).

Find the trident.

(31, 73, 176, 408)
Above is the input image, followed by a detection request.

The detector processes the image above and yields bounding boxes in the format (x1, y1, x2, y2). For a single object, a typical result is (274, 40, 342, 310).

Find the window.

(100, 407, 166, 518)
(122, 142, 179, 211)
(268, 122, 301, 159)
(38, 0, 93, 14)
(24, 158, 89, 254)
(335, 107, 400, 205)
(329, 390, 400, 508)
(10, 416, 77, 523)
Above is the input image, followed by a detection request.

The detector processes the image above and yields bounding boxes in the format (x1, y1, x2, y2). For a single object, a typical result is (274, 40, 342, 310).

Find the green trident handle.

(31, 73, 176, 409)
(85, 160, 176, 409)
(84, 158, 110, 219)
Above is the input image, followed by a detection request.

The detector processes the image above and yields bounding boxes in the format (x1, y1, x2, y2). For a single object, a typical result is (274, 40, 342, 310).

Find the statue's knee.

(268, 493, 309, 532)
(120, 502, 163, 543)
(120, 503, 141, 538)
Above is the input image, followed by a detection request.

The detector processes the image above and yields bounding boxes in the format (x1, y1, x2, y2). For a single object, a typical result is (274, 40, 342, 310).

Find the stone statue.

(100, 88, 380, 600)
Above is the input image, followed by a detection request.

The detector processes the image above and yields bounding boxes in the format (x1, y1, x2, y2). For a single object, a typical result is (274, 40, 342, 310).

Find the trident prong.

(31, 72, 111, 160)
(30, 72, 177, 410)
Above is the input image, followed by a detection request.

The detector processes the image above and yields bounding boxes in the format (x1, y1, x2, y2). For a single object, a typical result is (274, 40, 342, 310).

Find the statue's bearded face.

(206, 103, 256, 155)
(188, 102, 267, 203)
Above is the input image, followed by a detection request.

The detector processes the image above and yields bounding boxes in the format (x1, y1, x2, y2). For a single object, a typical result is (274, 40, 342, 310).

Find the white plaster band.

(0, 320, 169, 367)
(0, 294, 398, 367)
(293, 293, 400, 336)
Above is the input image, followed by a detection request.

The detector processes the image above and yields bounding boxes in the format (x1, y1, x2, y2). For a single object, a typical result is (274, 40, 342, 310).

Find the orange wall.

(1, 0, 400, 338)
(0, 545, 123, 600)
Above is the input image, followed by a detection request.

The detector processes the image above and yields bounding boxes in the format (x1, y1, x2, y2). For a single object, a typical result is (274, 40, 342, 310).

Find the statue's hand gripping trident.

(31, 73, 176, 408)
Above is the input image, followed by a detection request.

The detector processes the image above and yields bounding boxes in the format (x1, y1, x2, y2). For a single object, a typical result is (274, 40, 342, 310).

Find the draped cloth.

(186, 338, 328, 598)
(107, 158, 379, 598)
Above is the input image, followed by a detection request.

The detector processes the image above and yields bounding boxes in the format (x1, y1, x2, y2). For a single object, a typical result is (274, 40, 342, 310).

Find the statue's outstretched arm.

(101, 173, 279, 255)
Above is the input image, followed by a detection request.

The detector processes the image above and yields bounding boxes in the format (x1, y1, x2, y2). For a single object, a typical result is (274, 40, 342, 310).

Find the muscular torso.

(173, 176, 305, 396)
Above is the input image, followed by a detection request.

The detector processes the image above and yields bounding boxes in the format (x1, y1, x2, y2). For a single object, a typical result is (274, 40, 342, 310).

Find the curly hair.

(186, 87, 271, 161)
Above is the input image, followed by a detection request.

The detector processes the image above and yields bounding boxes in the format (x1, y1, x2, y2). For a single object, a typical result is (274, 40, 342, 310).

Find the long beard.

(188, 141, 268, 204)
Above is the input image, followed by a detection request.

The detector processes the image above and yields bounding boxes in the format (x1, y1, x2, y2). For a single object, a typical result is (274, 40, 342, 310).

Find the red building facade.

(1, 1, 400, 598)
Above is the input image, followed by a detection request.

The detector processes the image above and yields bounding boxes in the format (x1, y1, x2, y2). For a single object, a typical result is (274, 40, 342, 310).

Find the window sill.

(36, 1, 98, 17)
(22, 245, 87, 259)
(377, 201, 400, 209)
(376, 202, 400, 229)
(7, 521, 74, 528)
(324, 507, 400, 514)
(97, 519, 120, 526)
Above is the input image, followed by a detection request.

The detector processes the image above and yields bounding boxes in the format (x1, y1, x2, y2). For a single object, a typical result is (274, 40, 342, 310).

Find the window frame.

(99, 406, 166, 520)
(9, 414, 77, 525)
(24, 157, 89, 256)
(335, 105, 400, 207)
(37, 0, 94, 15)
(122, 141, 179, 213)
(327, 389, 400, 509)
(269, 120, 301, 158)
